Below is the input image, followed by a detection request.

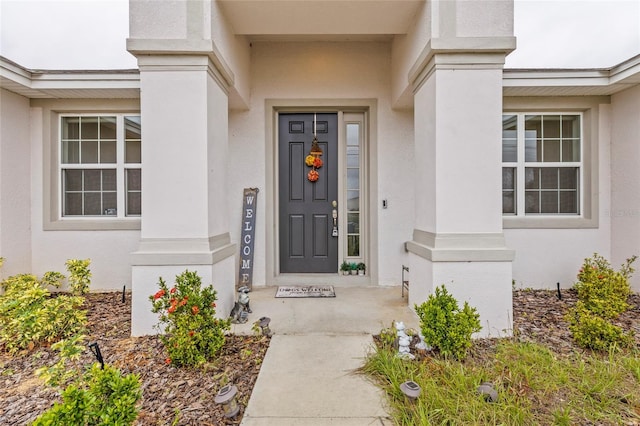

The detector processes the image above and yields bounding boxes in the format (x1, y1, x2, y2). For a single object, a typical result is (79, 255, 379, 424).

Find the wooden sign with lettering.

(238, 188, 258, 290)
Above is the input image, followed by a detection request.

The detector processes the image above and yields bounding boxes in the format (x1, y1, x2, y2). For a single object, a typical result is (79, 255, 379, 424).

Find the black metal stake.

(556, 282, 562, 300)
(122, 285, 126, 303)
(89, 342, 105, 369)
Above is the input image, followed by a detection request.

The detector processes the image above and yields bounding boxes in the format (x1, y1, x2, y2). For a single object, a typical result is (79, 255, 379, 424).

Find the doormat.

(275, 285, 336, 298)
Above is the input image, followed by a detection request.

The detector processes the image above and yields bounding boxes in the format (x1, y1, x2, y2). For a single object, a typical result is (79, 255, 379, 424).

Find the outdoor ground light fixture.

(257, 316, 272, 336)
(88, 342, 104, 369)
(477, 382, 498, 403)
(215, 384, 240, 418)
(400, 380, 421, 401)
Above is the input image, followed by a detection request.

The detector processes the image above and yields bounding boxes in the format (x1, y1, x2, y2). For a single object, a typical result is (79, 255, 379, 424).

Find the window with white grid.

(502, 113, 582, 216)
(60, 115, 141, 217)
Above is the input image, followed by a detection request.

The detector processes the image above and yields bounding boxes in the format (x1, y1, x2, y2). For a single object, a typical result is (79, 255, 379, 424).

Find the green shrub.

(568, 254, 637, 351)
(567, 303, 633, 351)
(415, 285, 481, 360)
(0, 273, 86, 353)
(150, 270, 230, 367)
(574, 254, 636, 319)
(65, 259, 92, 296)
(33, 364, 141, 426)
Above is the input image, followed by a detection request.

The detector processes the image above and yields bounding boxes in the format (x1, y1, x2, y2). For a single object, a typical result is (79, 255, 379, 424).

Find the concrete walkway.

(231, 286, 419, 425)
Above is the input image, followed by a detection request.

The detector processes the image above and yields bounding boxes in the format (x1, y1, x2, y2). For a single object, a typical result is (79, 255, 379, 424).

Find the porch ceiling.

(218, 0, 424, 38)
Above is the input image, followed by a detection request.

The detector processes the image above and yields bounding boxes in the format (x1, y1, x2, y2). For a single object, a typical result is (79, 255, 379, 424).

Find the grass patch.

(362, 341, 640, 425)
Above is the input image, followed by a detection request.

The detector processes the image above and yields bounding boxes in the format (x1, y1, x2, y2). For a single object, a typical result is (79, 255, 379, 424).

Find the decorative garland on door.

(306, 113, 323, 182)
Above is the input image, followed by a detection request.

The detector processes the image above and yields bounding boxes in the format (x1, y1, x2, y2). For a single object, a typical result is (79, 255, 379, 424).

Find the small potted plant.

(350, 262, 358, 275)
(357, 262, 366, 276)
(340, 261, 350, 275)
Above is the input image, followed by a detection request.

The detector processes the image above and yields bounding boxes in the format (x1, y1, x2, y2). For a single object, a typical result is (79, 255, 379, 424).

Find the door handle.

(332, 200, 338, 237)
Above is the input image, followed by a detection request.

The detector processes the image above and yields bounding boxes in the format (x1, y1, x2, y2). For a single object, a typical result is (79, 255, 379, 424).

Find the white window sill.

(44, 218, 141, 231)
(503, 215, 598, 229)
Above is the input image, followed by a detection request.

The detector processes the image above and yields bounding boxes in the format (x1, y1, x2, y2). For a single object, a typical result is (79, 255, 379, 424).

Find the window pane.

(543, 115, 560, 138)
(100, 141, 117, 163)
(103, 169, 117, 191)
(347, 169, 359, 190)
(84, 193, 102, 215)
(125, 140, 141, 163)
(502, 167, 515, 190)
(65, 193, 82, 215)
(525, 135, 540, 162)
(125, 116, 141, 139)
(100, 117, 117, 139)
(346, 124, 359, 146)
(126, 169, 141, 191)
(543, 140, 560, 162)
(127, 192, 141, 216)
(562, 115, 580, 138)
(524, 116, 542, 138)
(559, 167, 578, 189)
(62, 117, 80, 139)
(347, 235, 360, 257)
(525, 191, 539, 213)
(562, 139, 580, 162)
(541, 168, 558, 189)
(502, 192, 515, 214)
(347, 213, 360, 233)
(62, 140, 80, 164)
(347, 190, 359, 211)
(502, 139, 517, 162)
(102, 192, 117, 215)
(64, 169, 82, 191)
(81, 141, 98, 163)
(525, 168, 539, 189)
(541, 192, 558, 213)
(559, 191, 578, 214)
(81, 117, 99, 139)
(84, 170, 101, 191)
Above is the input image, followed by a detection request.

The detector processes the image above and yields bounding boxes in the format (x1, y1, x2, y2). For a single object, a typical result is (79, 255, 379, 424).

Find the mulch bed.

(0, 292, 270, 425)
(0, 289, 638, 425)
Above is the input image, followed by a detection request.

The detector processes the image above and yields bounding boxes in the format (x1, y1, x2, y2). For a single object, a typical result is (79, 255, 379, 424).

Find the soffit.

(218, 0, 424, 38)
(1, 58, 140, 99)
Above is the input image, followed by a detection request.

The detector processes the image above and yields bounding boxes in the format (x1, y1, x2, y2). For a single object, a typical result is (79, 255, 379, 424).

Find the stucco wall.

(611, 85, 640, 291)
(228, 41, 415, 286)
(504, 99, 613, 290)
(28, 100, 141, 291)
(0, 89, 32, 277)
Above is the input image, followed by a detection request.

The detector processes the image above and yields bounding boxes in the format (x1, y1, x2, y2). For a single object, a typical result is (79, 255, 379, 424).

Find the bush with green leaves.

(33, 363, 141, 426)
(0, 273, 86, 353)
(414, 285, 481, 360)
(65, 259, 92, 296)
(567, 303, 633, 351)
(568, 253, 637, 351)
(150, 270, 230, 367)
(574, 254, 636, 319)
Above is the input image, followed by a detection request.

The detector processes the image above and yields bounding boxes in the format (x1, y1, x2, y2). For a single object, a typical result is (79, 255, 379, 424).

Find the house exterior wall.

(228, 41, 415, 286)
(0, 89, 32, 277)
(28, 99, 141, 291)
(611, 85, 640, 291)
(503, 97, 613, 290)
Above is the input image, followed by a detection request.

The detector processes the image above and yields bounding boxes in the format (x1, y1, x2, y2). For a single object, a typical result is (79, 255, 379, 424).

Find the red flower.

(165, 358, 171, 365)
(153, 289, 166, 300)
(189, 330, 195, 337)
(170, 287, 177, 294)
(168, 305, 176, 314)
(308, 170, 319, 182)
(313, 157, 323, 168)
(192, 305, 200, 315)
(180, 298, 188, 306)
(211, 302, 217, 308)
(598, 275, 604, 279)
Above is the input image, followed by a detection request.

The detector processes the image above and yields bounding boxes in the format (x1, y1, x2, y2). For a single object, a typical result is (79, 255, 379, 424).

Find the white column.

(407, 52, 514, 338)
(130, 56, 235, 336)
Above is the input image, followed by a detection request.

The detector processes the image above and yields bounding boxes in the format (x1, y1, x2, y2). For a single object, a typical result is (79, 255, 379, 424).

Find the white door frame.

(264, 99, 379, 286)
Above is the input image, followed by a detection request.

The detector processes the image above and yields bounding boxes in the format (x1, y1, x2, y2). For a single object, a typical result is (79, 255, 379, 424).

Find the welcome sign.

(238, 188, 258, 290)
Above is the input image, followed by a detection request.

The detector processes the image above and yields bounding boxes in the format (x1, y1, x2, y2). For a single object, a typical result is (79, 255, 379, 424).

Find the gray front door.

(279, 113, 338, 273)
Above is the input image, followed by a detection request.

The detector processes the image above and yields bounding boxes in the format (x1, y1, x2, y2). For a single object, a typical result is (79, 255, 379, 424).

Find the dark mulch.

(1, 289, 639, 425)
(0, 292, 270, 425)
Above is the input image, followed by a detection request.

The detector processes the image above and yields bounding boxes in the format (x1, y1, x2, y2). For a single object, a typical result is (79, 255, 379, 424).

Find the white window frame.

(502, 106, 599, 229)
(43, 110, 141, 231)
